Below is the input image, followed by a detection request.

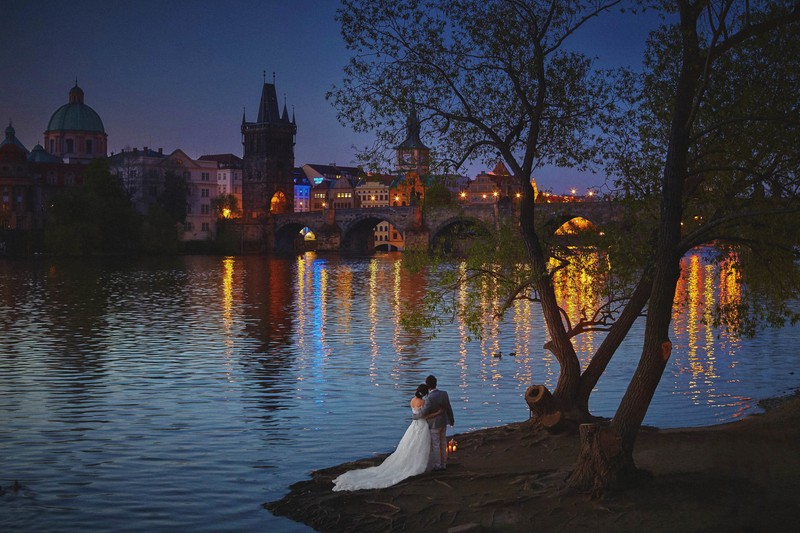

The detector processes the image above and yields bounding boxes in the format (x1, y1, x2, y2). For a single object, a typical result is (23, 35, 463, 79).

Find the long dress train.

(332, 407, 430, 491)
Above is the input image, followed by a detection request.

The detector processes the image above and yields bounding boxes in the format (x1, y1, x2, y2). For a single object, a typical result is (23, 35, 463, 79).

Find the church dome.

(28, 143, 61, 163)
(45, 83, 105, 134)
(1, 122, 29, 154)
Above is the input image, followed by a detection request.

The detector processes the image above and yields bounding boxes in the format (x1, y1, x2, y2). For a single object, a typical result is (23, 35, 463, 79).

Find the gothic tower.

(393, 108, 430, 205)
(241, 79, 296, 218)
(396, 108, 429, 175)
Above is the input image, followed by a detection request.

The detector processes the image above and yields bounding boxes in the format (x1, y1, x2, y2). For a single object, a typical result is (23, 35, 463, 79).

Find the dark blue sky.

(1, 0, 660, 194)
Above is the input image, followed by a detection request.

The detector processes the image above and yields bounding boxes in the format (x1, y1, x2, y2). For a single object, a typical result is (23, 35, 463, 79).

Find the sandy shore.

(266, 391, 800, 532)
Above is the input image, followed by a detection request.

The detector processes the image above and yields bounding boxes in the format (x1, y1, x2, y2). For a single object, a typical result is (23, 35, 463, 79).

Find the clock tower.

(396, 108, 429, 176)
(392, 108, 430, 206)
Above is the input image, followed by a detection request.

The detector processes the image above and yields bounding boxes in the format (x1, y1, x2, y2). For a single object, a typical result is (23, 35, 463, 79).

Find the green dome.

(45, 84, 105, 134)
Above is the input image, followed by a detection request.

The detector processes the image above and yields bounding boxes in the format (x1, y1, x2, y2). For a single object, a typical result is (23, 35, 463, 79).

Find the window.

(49, 139, 55, 153)
(184, 222, 193, 231)
(201, 188, 209, 198)
(201, 172, 210, 181)
(201, 204, 210, 215)
(65, 139, 74, 153)
(187, 204, 193, 214)
(201, 222, 210, 231)
(85, 139, 93, 154)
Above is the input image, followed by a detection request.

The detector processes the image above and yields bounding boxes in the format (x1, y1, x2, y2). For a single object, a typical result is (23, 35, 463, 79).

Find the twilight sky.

(1, 0, 660, 194)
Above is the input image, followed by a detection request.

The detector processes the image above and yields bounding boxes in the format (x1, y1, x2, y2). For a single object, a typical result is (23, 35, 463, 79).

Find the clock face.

(401, 152, 414, 164)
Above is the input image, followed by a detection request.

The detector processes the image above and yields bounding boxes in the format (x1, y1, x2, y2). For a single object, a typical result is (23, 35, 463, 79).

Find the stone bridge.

(266, 200, 620, 253)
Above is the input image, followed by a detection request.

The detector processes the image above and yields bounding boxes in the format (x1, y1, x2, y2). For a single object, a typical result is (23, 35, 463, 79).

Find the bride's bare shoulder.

(410, 397, 424, 408)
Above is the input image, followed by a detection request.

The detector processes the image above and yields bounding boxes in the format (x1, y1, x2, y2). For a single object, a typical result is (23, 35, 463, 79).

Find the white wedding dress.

(332, 407, 430, 491)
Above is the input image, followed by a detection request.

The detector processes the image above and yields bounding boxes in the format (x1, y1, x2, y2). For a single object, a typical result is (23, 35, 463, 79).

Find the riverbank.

(266, 391, 800, 532)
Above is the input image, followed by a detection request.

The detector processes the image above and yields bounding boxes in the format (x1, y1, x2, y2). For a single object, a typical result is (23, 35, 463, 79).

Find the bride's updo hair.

(415, 384, 429, 399)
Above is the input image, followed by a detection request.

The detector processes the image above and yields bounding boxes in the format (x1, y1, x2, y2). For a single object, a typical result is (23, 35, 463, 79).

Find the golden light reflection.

(685, 255, 702, 389)
(671, 251, 741, 406)
(319, 265, 329, 352)
(511, 296, 534, 386)
(295, 254, 309, 354)
(458, 262, 471, 397)
(549, 252, 600, 368)
(368, 258, 380, 381)
(703, 263, 718, 383)
(221, 257, 235, 381)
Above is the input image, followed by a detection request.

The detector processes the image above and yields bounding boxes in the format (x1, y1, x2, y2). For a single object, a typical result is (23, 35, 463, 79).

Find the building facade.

(109, 147, 219, 241)
(293, 170, 311, 212)
(199, 153, 243, 217)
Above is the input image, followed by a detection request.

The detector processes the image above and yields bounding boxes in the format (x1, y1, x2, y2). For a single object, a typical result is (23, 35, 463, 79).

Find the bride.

(332, 384, 440, 491)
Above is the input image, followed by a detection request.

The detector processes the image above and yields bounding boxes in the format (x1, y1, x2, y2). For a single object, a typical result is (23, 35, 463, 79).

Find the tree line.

(40, 159, 240, 256)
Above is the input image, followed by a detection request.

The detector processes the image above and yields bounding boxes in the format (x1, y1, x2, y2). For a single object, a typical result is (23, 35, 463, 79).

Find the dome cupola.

(44, 83, 108, 162)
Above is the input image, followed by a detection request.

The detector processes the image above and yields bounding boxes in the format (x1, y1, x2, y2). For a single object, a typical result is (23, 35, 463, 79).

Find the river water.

(1, 253, 798, 532)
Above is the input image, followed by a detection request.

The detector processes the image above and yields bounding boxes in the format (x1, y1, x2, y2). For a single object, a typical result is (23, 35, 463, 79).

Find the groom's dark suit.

(423, 388, 454, 469)
(424, 389, 455, 428)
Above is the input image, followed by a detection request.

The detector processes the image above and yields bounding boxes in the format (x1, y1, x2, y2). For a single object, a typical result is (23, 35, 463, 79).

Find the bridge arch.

(339, 210, 411, 253)
(274, 220, 309, 254)
(429, 215, 494, 254)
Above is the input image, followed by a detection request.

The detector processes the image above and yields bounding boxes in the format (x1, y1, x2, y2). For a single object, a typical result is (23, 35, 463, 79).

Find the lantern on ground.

(447, 438, 458, 454)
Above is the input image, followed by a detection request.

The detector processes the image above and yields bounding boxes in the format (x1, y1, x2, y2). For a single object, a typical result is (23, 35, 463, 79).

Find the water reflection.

(1, 251, 798, 533)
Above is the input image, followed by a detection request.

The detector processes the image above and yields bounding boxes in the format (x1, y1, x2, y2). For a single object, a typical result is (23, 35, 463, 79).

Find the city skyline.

(2, 0, 660, 194)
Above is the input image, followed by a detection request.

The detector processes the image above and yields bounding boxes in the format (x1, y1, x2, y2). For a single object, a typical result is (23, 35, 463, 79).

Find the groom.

(422, 374, 455, 471)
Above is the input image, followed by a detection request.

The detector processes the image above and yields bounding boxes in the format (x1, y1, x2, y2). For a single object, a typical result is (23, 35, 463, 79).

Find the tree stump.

(524, 385, 564, 433)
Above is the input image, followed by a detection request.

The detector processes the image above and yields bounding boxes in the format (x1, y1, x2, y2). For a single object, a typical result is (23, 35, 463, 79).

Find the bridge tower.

(241, 76, 296, 221)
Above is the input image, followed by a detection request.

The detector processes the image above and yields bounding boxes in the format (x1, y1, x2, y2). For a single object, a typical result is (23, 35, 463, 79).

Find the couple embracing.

(332, 375, 455, 492)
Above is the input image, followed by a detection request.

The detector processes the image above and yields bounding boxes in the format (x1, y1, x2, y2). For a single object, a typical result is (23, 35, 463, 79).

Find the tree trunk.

(566, 423, 641, 496)
(570, 1, 703, 494)
(519, 181, 582, 414)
